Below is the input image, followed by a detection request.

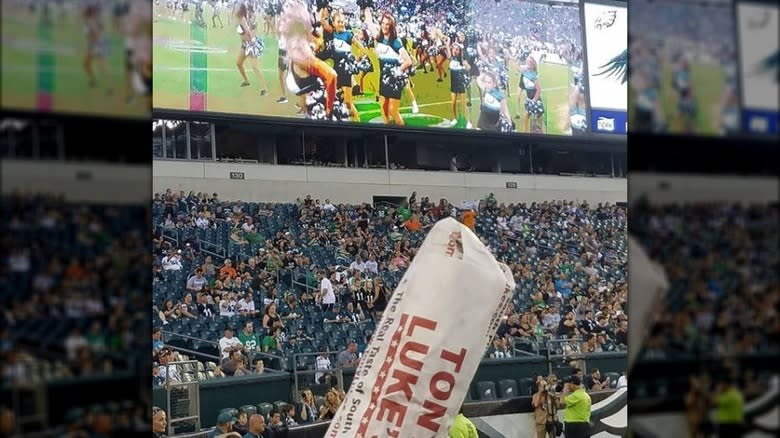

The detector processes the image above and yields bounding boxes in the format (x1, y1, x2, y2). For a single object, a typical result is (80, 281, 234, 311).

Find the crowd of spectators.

(0, 192, 151, 434)
(152, 189, 627, 384)
(149, 188, 627, 436)
(630, 200, 779, 359)
(631, 0, 736, 57)
(630, 200, 778, 434)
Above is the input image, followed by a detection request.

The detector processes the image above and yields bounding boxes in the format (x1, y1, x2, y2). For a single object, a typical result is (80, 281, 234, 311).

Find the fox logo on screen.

(597, 117, 616, 132)
(594, 10, 617, 29)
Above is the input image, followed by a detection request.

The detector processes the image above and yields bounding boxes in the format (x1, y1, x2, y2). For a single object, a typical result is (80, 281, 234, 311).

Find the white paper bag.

(627, 235, 669, 370)
(325, 217, 515, 438)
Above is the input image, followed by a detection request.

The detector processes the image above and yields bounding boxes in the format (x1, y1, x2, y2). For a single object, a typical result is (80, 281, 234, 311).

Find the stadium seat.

(273, 400, 287, 413)
(257, 403, 273, 418)
(519, 377, 536, 395)
(497, 379, 518, 399)
(604, 372, 620, 388)
(239, 405, 257, 416)
(476, 381, 497, 400)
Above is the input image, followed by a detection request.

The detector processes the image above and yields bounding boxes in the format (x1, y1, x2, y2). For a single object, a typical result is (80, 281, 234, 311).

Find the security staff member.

(714, 377, 744, 437)
(448, 404, 478, 438)
(558, 375, 591, 438)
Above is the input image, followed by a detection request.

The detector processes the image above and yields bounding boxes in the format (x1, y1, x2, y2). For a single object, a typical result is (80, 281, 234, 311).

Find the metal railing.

(160, 329, 287, 373)
(545, 337, 587, 376)
(291, 352, 345, 400)
(6, 382, 48, 435)
(197, 238, 225, 260)
(164, 360, 201, 436)
(161, 227, 180, 248)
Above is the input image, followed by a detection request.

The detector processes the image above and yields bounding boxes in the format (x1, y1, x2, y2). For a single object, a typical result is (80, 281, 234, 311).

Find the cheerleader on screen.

(369, 11, 413, 125)
(433, 29, 449, 83)
(278, 0, 337, 119)
(83, 4, 110, 92)
(477, 70, 512, 132)
(448, 43, 471, 127)
(211, 0, 223, 28)
(321, 8, 364, 121)
(235, 2, 269, 96)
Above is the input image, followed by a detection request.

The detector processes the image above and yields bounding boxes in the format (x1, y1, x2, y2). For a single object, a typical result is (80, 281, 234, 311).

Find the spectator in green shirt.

(237, 322, 260, 359)
(559, 375, 591, 438)
(261, 327, 281, 353)
(397, 204, 412, 222)
(714, 377, 744, 437)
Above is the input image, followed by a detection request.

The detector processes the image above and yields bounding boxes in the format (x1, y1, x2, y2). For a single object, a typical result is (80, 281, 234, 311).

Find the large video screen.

(583, 1, 627, 134)
(153, 0, 594, 136)
(628, 0, 739, 136)
(0, 0, 151, 118)
(736, 1, 778, 135)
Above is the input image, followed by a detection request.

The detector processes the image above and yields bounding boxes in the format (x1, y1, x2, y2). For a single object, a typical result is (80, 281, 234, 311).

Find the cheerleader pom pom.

(524, 99, 545, 116)
(498, 117, 514, 133)
(570, 113, 587, 131)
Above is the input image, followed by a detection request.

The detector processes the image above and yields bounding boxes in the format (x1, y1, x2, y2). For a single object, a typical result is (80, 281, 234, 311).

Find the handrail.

(161, 227, 179, 247)
(168, 345, 221, 362)
(160, 329, 286, 370)
(198, 238, 226, 260)
(161, 329, 219, 346)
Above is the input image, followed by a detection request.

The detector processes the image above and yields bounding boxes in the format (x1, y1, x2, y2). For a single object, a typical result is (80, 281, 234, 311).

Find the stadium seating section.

(152, 192, 628, 391)
(1, 194, 148, 382)
(629, 201, 779, 400)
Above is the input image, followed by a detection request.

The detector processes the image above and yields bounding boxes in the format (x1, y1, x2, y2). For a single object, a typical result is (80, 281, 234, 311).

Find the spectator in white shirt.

(218, 328, 244, 361)
(238, 292, 259, 317)
(315, 352, 332, 384)
(364, 255, 379, 275)
(349, 256, 366, 273)
(161, 250, 183, 271)
(64, 328, 89, 362)
(218, 292, 238, 317)
(157, 349, 182, 383)
(241, 217, 256, 233)
(317, 271, 336, 311)
(617, 372, 627, 389)
(195, 212, 210, 228)
(322, 199, 336, 212)
(496, 214, 509, 231)
(186, 268, 207, 292)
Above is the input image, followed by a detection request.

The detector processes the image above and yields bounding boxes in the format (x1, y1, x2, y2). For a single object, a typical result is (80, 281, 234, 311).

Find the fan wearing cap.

(557, 375, 592, 438)
(323, 303, 346, 323)
(210, 411, 237, 437)
(156, 348, 181, 384)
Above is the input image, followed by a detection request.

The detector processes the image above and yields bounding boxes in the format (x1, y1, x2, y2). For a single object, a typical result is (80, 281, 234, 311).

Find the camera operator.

(558, 375, 591, 438)
(532, 375, 560, 438)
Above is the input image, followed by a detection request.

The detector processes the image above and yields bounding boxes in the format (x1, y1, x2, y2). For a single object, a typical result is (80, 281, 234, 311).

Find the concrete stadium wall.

(153, 160, 627, 204)
(0, 159, 150, 204)
(630, 172, 779, 204)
